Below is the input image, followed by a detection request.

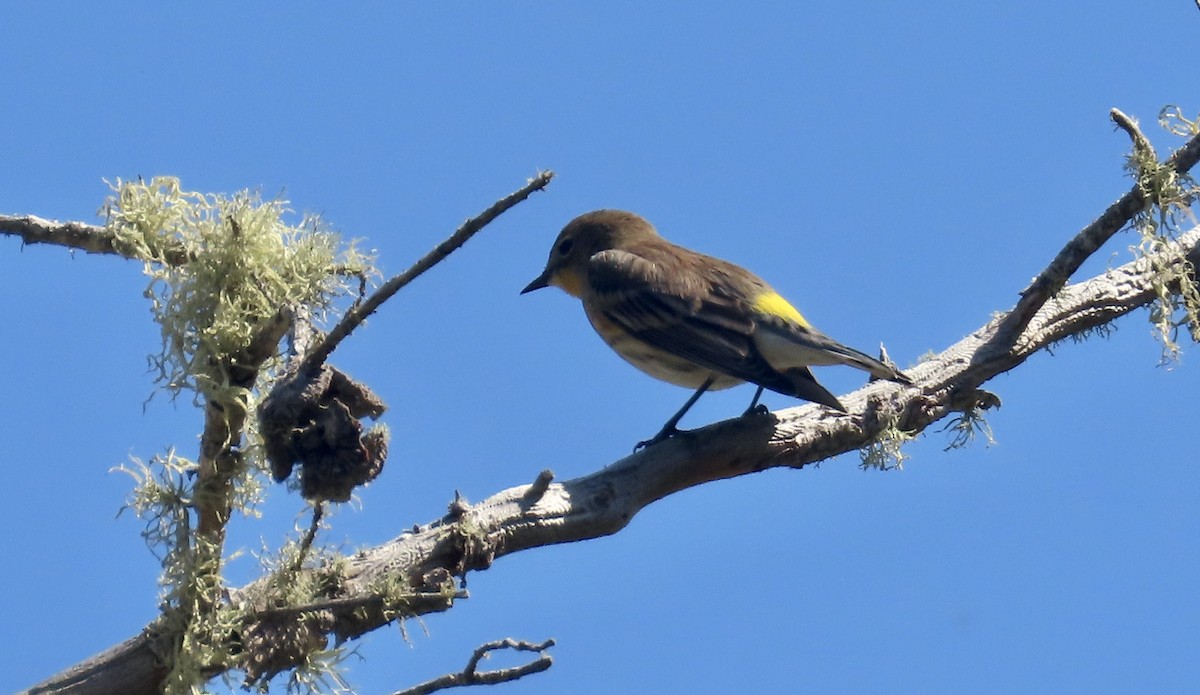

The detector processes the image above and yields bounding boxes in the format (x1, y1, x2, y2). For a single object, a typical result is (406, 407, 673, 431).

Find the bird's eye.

(556, 238, 574, 256)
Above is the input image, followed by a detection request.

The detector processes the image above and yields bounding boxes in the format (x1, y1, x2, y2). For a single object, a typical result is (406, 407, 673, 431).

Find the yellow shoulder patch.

(752, 291, 811, 328)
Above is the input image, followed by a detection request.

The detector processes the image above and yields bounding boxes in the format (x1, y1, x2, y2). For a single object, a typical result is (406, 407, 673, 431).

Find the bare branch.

(1112, 107, 1156, 160)
(287, 502, 326, 574)
(1, 214, 107, 252)
(300, 170, 555, 373)
(0, 213, 191, 264)
(392, 638, 555, 695)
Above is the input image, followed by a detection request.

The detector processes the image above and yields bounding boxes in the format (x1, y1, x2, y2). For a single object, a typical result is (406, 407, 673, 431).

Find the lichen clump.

(104, 176, 371, 406)
(1129, 108, 1200, 362)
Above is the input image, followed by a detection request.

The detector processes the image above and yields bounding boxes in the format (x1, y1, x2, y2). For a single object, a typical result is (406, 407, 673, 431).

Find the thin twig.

(299, 171, 555, 374)
(392, 638, 556, 695)
(287, 502, 325, 574)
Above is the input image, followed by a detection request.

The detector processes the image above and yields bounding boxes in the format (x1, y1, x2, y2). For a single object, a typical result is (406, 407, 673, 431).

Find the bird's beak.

(521, 269, 552, 294)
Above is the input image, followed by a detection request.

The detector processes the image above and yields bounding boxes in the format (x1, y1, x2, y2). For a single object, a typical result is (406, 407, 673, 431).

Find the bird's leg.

(742, 385, 769, 417)
(635, 377, 715, 451)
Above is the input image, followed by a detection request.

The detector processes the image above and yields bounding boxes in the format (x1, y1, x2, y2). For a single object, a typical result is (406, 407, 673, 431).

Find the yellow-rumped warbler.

(522, 209, 912, 447)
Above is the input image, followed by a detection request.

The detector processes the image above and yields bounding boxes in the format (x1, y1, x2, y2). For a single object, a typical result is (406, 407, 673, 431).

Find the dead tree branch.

(392, 638, 555, 695)
(25, 219, 1200, 695)
(0, 213, 191, 264)
(18, 121, 1200, 694)
(1001, 110, 1200, 342)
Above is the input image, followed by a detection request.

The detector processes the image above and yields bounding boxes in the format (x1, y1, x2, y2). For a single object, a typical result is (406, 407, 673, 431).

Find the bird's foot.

(634, 425, 681, 452)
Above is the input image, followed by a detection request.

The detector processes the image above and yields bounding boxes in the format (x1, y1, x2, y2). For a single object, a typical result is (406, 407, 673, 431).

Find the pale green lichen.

(159, 535, 244, 695)
(859, 415, 917, 471)
(103, 176, 373, 407)
(237, 534, 357, 693)
(281, 648, 355, 695)
(106, 177, 379, 694)
(941, 407, 997, 451)
(117, 452, 245, 695)
(1127, 108, 1200, 364)
(116, 449, 195, 563)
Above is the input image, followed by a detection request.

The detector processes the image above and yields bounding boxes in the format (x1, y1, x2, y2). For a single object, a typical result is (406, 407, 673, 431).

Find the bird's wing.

(586, 248, 796, 392)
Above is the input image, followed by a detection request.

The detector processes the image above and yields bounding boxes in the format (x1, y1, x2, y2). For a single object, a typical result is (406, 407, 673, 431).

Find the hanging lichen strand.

(104, 177, 380, 693)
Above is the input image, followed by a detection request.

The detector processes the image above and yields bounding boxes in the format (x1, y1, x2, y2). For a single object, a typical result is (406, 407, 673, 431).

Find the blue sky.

(2, 3, 1198, 693)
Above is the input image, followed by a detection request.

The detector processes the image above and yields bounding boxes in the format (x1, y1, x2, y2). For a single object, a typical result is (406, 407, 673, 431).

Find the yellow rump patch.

(753, 291, 811, 328)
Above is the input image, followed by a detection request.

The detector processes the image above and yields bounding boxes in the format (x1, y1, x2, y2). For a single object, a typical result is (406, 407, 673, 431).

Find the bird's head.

(522, 209, 658, 297)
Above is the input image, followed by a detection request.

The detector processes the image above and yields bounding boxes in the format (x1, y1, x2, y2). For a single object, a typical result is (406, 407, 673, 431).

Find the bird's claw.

(634, 425, 680, 452)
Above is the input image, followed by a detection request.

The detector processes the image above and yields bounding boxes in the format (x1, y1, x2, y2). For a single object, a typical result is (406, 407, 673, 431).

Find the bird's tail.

(780, 366, 848, 412)
(825, 341, 913, 385)
(756, 324, 913, 385)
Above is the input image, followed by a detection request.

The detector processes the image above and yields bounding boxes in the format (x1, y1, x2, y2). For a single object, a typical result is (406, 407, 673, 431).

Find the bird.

(521, 209, 912, 448)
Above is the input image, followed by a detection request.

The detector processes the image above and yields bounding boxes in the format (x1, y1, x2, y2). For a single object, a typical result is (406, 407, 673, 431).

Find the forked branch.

(1002, 110, 1200, 341)
(393, 638, 555, 695)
